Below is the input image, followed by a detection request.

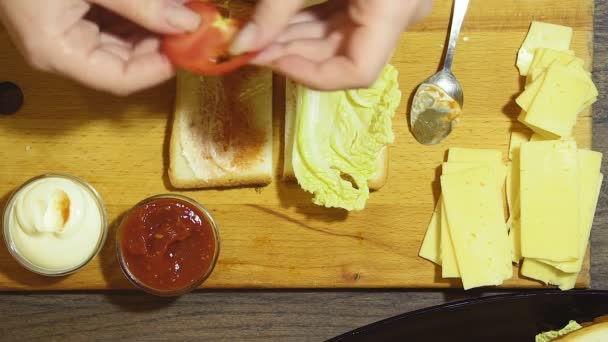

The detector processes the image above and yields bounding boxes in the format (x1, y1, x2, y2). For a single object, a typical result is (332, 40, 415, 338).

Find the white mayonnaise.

(5, 175, 106, 273)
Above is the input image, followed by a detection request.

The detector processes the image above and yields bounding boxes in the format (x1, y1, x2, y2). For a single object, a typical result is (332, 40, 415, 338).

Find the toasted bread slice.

(169, 67, 273, 189)
(555, 322, 608, 341)
(282, 79, 389, 191)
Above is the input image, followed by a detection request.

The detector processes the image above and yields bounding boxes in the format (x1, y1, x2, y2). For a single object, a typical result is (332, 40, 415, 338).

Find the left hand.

(0, 0, 200, 96)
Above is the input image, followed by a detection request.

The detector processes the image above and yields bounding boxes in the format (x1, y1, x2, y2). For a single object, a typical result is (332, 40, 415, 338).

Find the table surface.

(1, 1, 607, 341)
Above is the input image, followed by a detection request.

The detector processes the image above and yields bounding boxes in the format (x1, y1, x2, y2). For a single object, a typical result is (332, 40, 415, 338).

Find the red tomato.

(162, 1, 257, 76)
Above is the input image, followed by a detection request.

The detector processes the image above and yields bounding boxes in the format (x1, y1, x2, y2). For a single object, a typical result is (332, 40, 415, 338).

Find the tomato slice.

(162, 1, 257, 76)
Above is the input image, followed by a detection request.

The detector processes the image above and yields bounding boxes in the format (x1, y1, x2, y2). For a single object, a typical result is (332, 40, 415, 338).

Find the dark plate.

(327, 291, 608, 342)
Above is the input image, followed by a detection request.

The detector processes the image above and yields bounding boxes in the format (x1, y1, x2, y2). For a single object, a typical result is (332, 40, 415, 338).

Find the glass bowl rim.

(115, 193, 221, 297)
(2, 172, 109, 276)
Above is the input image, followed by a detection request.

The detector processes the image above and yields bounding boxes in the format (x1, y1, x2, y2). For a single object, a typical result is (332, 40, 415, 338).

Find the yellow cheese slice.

(507, 133, 523, 227)
(520, 140, 580, 262)
(420, 148, 507, 273)
(426, 148, 508, 280)
(522, 63, 592, 138)
(540, 151, 603, 272)
(440, 195, 460, 278)
(448, 148, 502, 164)
(506, 161, 514, 214)
(507, 161, 521, 218)
(567, 60, 599, 105)
(530, 133, 549, 142)
(517, 21, 573, 76)
(419, 201, 442, 265)
(506, 161, 522, 263)
(580, 97, 598, 113)
(440, 162, 491, 279)
(447, 148, 507, 204)
(519, 119, 562, 139)
(507, 138, 524, 263)
(507, 147, 522, 219)
(527, 48, 576, 84)
(441, 166, 512, 290)
(444, 162, 504, 194)
(522, 171, 603, 290)
(521, 258, 578, 291)
(530, 133, 575, 142)
(517, 71, 547, 113)
(508, 131, 532, 160)
(508, 217, 523, 263)
(527, 48, 547, 79)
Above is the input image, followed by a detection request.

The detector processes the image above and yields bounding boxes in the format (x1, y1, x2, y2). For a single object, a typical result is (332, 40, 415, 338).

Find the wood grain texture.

(0, 1, 605, 342)
(0, 0, 596, 290)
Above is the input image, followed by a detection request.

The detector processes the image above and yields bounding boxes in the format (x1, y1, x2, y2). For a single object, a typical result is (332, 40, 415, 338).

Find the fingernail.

(229, 23, 258, 55)
(166, 3, 201, 32)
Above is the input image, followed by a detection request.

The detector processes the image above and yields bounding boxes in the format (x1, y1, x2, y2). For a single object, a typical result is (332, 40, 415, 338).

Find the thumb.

(229, 0, 305, 55)
(89, 0, 200, 34)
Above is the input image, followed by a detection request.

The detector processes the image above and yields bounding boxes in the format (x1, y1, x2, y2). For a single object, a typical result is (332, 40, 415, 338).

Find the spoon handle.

(443, 0, 470, 72)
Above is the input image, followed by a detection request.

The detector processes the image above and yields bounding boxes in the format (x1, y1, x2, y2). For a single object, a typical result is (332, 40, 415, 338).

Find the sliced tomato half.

(162, 1, 257, 76)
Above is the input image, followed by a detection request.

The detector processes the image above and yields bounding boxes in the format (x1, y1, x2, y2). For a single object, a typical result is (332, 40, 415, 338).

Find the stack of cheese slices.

(419, 21, 603, 290)
(419, 148, 512, 290)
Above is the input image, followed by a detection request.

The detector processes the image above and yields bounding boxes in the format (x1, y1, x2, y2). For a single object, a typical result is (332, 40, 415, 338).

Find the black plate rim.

(326, 290, 608, 342)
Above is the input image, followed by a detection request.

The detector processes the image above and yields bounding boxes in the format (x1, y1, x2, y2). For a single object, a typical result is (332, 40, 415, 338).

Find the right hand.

(231, 0, 433, 91)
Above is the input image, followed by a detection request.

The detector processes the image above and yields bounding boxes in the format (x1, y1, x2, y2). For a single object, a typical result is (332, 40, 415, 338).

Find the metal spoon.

(410, 0, 470, 145)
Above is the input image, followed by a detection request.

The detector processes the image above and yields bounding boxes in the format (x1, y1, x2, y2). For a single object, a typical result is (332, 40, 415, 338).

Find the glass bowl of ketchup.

(116, 194, 220, 296)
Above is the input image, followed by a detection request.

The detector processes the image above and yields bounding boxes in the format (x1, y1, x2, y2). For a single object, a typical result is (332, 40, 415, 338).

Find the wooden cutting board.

(0, 0, 594, 290)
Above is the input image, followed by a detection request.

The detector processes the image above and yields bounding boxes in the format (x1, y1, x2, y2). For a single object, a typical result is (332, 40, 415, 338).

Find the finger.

(289, 11, 320, 25)
(272, 56, 375, 91)
(132, 37, 162, 57)
(411, 0, 433, 25)
(275, 21, 329, 43)
(53, 19, 174, 96)
(289, 0, 346, 23)
(101, 43, 131, 61)
(253, 33, 342, 65)
(229, 0, 305, 55)
(99, 32, 132, 49)
(249, 44, 285, 65)
(272, 42, 389, 91)
(86, 51, 174, 96)
(278, 13, 402, 90)
(89, 0, 200, 34)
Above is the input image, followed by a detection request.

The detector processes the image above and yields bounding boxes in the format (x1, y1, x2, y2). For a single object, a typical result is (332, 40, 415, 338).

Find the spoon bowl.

(424, 70, 464, 107)
(410, 0, 470, 145)
(411, 70, 464, 145)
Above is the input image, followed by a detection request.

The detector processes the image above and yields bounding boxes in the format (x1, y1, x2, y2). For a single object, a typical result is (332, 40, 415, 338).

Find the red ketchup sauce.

(118, 197, 218, 293)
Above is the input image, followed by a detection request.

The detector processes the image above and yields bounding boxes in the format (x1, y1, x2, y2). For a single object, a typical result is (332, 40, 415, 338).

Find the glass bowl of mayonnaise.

(2, 173, 108, 276)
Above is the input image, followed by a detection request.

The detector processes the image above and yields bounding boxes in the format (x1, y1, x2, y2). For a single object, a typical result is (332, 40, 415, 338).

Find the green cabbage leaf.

(292, 64, 402, 210)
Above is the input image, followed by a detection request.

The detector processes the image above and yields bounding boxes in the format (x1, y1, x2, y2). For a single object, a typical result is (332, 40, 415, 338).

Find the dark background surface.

(1, 1, 607, 341)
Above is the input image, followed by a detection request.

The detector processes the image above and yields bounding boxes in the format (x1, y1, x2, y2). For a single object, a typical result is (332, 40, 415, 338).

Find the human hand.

(230, 0, 432, 90)
(0, 0, 200, 96)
